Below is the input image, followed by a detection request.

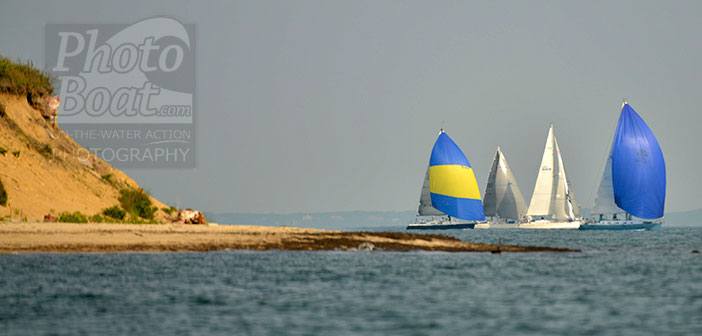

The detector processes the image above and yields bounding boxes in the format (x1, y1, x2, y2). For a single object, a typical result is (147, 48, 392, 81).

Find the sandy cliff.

(0, 93, 167, 221)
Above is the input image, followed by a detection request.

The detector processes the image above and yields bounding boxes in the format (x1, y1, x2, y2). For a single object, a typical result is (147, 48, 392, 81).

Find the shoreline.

(0, 222, 577, 253)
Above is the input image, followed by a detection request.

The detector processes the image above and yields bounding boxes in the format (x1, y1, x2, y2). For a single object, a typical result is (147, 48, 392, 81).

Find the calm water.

(1, 227, 700, 335)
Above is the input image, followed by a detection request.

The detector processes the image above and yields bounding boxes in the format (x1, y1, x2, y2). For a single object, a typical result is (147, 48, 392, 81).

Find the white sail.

(526, 124, 580, 220)
(553, 138, 580, 220)
(592, 148, 623, 216)
(569, 179, 582, 218)
(483, 152, 500, 217)
(527, 125, 556, 217)
(417, 163, 444, 216)
(483, 147, 527, 220)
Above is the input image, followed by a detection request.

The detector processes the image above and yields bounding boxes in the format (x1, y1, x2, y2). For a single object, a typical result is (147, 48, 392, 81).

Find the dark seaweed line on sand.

(0, 231, 578, 253)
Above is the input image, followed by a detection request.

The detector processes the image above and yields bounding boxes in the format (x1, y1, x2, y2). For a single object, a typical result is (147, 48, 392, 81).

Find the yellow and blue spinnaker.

(429, 131, 485, 221)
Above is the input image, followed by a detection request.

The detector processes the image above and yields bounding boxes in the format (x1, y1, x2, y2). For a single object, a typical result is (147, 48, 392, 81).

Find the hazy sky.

(1, 1, 700, 214)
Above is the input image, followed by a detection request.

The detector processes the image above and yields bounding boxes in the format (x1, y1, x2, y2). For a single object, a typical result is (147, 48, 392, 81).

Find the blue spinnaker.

(428, 131, 485, 221)
(611, 104, 665, 219)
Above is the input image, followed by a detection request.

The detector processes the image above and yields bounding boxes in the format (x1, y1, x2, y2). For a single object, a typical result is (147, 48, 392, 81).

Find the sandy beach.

(0, 222, 576, 253)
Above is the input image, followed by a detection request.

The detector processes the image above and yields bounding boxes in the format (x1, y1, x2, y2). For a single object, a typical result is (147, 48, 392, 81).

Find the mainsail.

(526, 124, 580, 220)
(592, 148, 622, 216)
(427, 130, 485, 221)
(483, 147, 527, 220)
(611, 103, 666, 219)
(418, 164, 444, 216)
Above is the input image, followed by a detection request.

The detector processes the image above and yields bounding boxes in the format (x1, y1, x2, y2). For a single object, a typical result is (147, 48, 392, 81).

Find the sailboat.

(475, 147, 527, 229)
(407, 129, 486, 230)
(580, 102, 665, 230)
(520, 124, 584, 229)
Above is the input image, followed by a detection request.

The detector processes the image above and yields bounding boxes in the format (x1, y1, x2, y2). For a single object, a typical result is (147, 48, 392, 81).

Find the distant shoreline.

(0, 222, 577, 253)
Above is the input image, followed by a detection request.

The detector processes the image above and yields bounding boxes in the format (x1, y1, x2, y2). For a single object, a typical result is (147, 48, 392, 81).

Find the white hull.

(579, 219, 662, 231)
(519, 219, 583, 229)
(475, 222, 520, 229)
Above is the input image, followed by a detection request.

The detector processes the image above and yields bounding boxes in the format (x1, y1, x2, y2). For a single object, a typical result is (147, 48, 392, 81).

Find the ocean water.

(1, 227, 700, 336)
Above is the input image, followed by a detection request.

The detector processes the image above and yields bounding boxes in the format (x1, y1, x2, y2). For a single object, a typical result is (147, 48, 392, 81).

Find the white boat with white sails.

(475, 147, 527, 229)
(520, 124, 584, 229)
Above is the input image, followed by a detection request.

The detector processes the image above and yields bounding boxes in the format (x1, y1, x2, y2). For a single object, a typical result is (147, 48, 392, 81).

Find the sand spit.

(0, 223, 577, 253)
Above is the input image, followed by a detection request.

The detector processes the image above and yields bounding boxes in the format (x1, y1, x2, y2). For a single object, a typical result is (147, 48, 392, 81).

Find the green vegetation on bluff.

(102, 205, 126, 220)
(0, 56, 54, 100)
(53, 187, 159, 224)
(0, 178, 7, 207)
(57, 211, 88, 223)
(119, 187, 157, 220)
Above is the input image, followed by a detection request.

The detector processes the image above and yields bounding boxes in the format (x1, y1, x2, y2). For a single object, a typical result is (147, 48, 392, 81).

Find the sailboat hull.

(475, 221, 520, 229)
(579, 220, 662, 231)
(519, 219, 583, 229)
(406, 221, 476, 230)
